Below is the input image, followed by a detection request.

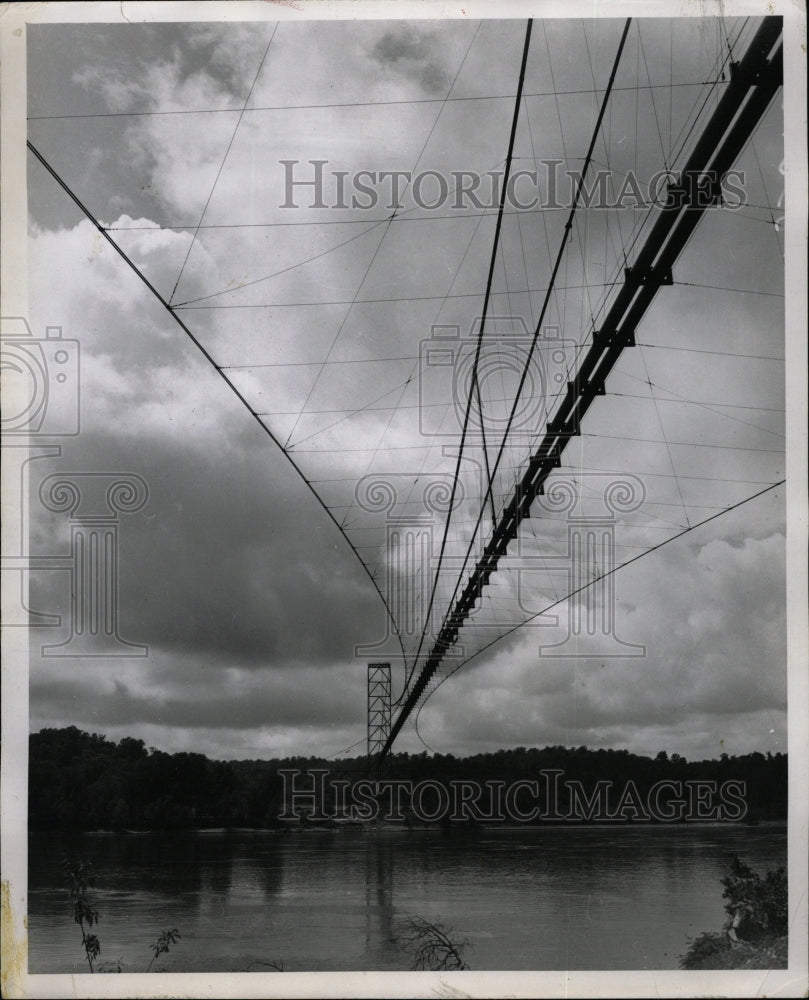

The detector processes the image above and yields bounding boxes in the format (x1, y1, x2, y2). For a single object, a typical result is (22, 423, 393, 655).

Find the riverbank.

(681, 932, 788, 969)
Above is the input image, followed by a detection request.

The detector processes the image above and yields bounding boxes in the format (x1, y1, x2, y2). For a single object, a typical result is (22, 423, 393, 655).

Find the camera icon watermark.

(418, 317, 576, 440)
(0, 317, 80, 436)
(1, 317, 148, 656)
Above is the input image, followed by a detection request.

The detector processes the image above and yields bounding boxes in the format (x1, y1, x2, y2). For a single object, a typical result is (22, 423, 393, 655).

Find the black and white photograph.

(1, 2, 807, 997)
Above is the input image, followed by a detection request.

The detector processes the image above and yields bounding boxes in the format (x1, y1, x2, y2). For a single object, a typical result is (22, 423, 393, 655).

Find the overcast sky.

(23, 14, 788, 762)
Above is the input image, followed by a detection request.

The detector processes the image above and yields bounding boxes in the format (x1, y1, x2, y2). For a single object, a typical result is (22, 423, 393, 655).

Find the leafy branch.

(721, 854, 787, 937)
(62, 858, 101, 973)
(62, 857, 182, 973)
(147, 928, 182, 972)
(680, 855, 788, 969)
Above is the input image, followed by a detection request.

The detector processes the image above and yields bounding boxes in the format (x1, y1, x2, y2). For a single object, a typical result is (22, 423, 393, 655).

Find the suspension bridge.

(26, 14, 786, 762)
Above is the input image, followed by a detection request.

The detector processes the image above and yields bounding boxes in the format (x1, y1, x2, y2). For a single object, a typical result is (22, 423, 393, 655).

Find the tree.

(721, 854, 787, 939)
(680, 856, 788, 970)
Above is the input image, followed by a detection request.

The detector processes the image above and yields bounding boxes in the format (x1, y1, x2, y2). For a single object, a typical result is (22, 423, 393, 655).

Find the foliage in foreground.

(63, 857, 181, 973)
(680, 931, 787, 970)
(680, 855, 787, 970)
(62, 859, 101, 973)
(62, 856, 465, 974)
(147, 928, 182, 973)
(720, 854, 787, 935)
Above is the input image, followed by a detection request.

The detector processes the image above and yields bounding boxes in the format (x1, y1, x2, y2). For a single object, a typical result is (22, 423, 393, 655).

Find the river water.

(28, 823, 785, 973)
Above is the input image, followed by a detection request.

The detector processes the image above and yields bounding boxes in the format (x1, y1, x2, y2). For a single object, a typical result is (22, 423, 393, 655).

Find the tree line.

(28, 726, 787, 831)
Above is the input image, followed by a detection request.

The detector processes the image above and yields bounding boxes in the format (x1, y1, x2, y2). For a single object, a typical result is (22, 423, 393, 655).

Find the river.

(27, 823, 786, 973)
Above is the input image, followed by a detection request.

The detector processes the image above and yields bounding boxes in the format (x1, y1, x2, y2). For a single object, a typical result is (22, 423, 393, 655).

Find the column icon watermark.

(514, 473, 647, 658)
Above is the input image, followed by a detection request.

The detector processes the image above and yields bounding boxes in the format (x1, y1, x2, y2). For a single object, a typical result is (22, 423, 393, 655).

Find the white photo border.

(2, 2, 806, 997)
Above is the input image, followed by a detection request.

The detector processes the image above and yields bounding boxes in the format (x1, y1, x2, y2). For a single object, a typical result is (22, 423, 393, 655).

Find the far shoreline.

(30, 818, 787, 837)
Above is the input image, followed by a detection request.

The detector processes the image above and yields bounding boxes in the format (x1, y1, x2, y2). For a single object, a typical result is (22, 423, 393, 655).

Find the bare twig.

(398, 915, 471, 971)
(247, 958, 285, 972)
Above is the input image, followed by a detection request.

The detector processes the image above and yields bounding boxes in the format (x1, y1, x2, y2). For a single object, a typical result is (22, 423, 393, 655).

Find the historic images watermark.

(279, 160, 748, 212)
(277, 769, 748, 824)
(355, 313, 646, 661)
(0, 316, 148, 655)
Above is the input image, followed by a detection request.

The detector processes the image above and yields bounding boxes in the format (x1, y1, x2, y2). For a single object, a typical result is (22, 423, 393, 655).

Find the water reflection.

(365, 835, 396, 959)
(29, 824, 786, 973)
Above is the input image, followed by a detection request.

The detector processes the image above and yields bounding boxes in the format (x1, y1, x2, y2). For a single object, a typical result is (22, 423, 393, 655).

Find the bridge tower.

(367, 662, 392, 761)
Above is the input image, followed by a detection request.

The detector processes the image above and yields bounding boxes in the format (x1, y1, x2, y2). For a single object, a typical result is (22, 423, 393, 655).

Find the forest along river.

(28, 823, 786, 972)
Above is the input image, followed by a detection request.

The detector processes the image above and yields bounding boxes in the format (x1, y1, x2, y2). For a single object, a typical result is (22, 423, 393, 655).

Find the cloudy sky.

(20, 13, 790, 762)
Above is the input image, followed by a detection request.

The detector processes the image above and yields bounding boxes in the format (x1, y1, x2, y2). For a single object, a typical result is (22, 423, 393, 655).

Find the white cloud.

(413, 525, 785, 758)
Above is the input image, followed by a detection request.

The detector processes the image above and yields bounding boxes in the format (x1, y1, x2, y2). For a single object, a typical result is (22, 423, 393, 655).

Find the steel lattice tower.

(367, 663, 392, 759)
